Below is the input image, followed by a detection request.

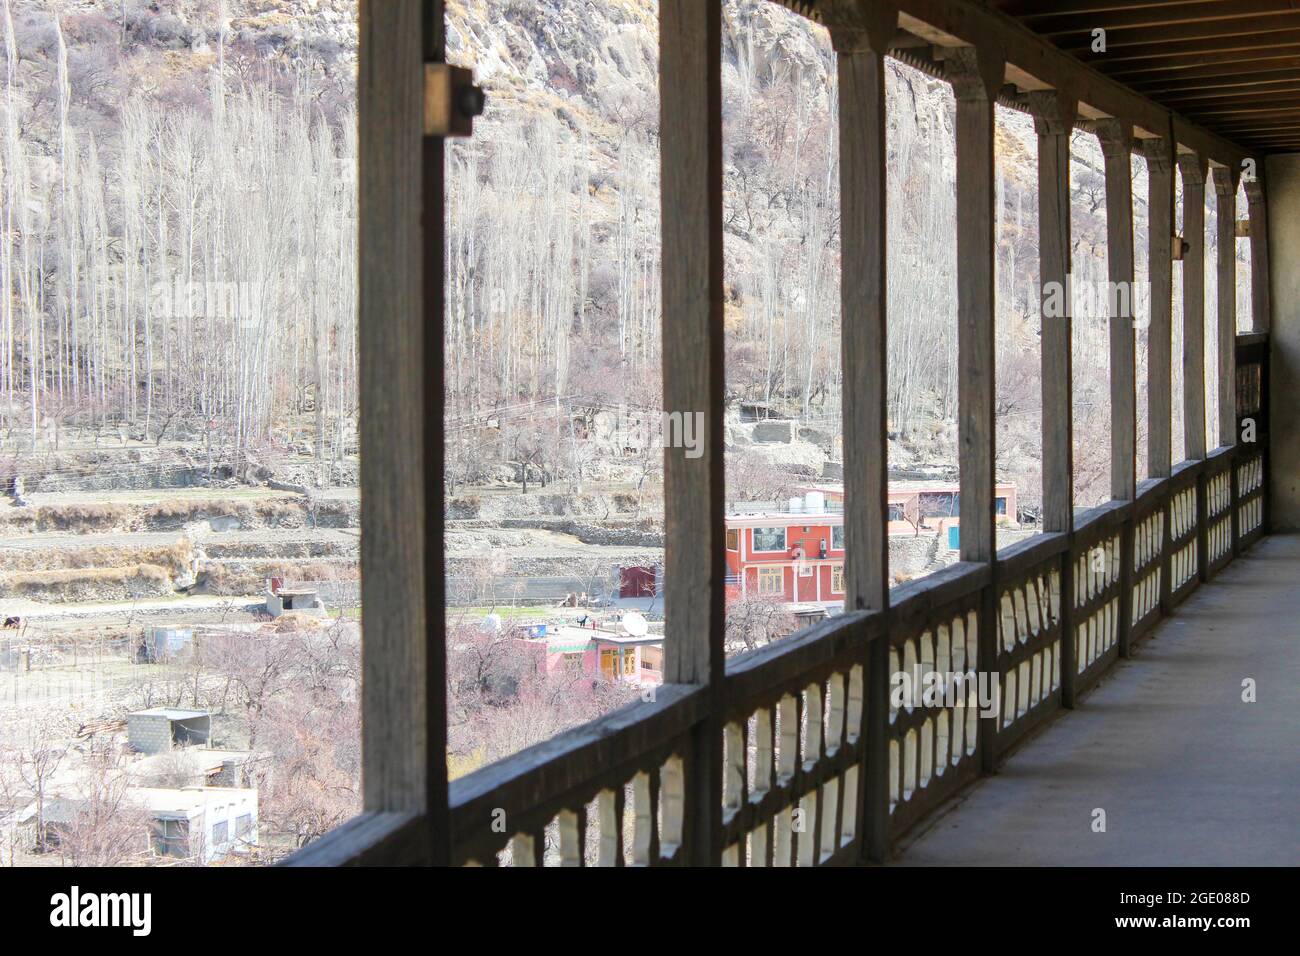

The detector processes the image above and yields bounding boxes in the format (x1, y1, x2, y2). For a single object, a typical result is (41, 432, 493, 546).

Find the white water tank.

(788, 496, 803, 513)
(805, 491, 825, 514)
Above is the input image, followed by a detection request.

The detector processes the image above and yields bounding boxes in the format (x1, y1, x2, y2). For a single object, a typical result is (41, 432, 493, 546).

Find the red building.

(726, 483, 1018, 606)
(725, 492, 847, 607)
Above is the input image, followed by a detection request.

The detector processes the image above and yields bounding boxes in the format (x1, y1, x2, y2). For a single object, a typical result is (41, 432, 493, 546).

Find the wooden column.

(943, 44, 1002, 773)
(828, 0, 896, 866)
(1213, 165, 1241, 450)
(1142, 137, 1175, 619)
(1028, 91, 1075, 533)
(1244, 176, 1271, 335)
(1096, 121, 1137, 502)
(1096, 120, 1136, 658)
(358, 0, 445, 862)
(1143, 138, 1175, 481)
(1027, 89, 1076, 705)
(1178, 153, 1209, 462)
(659, 0, 724, 867)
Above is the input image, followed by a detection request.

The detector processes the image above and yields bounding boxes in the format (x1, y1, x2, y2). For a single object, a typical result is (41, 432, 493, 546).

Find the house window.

(831, 565, 844, 594)
(235, 814, 253, 840)
(919, 492, 959, 517)
(212, 820, 229, 846)
(726, 528, 739, 550)
(757, 566, 784, 595)
(152, 819, 190, 859)
(888, 502, 905, 521)
(752, 527, 786, 552)
(831, 525, 844, 550)
(995, 496, 1007, 515)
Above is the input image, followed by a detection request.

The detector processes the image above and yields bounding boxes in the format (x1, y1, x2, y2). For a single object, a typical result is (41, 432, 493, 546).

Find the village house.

(727, 483, 1019, 605)
(520, 622, 663, 687)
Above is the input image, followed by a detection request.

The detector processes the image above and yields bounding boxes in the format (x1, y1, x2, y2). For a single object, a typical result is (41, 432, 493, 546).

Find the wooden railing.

(436, 333, 1269, 864)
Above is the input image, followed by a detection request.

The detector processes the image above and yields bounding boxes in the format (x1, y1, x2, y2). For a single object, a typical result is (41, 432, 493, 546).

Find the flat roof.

(129, 707, 210, 721)
(131, 787, 257, 819)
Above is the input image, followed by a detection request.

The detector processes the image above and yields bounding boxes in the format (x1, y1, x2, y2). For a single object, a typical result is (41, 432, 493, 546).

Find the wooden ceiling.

(992, 1, 1300, 154)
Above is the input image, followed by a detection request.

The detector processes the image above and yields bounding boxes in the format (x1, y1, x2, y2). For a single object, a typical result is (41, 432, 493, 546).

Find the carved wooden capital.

(1140, 137, 1174, 175)
(823, 0, 898, 55)
(1243, 175, 1266, 205)
(1025, 89, 1076, 137)
(1211, 163, 1241, 199)
(940, 45, 1004, 103)
(1093, 118, 1133, 159)
(1177, 152, 1208, 188)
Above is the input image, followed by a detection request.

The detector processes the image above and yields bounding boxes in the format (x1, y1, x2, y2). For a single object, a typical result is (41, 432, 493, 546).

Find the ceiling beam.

(1043, 10, 1300, 44)
(998, 1, 1222, 18)
(1155, 82, 1300, 105)
(881, 0, 1253, 165)
(1024, 1, 1300, 34)
(1066, 29, 1300, 63)
(1129, 64, 1300, 94)
(1099, 44, 1300, 76)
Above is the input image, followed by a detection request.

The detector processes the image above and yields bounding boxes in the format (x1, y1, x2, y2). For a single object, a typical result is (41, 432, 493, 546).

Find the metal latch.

(424, 64, 485, 137)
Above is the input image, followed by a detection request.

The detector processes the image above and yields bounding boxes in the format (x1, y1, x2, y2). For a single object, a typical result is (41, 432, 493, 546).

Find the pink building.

(523, 624, 663, 687)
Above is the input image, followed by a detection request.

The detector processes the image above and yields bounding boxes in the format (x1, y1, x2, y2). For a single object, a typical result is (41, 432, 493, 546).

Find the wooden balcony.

(287, 1, 1291, 866)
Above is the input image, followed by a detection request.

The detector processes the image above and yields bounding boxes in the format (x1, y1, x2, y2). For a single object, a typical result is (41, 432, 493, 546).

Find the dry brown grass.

(2, 541, 194, 575)
(5, 563, 173, 598)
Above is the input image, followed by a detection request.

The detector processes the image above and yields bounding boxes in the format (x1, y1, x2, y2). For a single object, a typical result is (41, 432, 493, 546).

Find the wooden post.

(1143, 137, 1175, 619)
(828, 0, 896, 866)
(357, 0, 446, 863)
(1096, 120, 1136, 658)
(659, 0, 724, 867)
(1027, 89, 1077, 706)
(1178, 153, 1209, 462)
(943, 43, 1002, 774)
(1097, 121, 1137, 503)
(1143, 138, 1175, 481)
(1243, 176, 1271, 335)
(1213, 165, 1241, 451)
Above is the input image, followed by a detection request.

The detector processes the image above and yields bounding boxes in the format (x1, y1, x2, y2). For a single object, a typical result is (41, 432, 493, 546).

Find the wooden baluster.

(558, 807, 584, 867)
(751, 708, 774, 866)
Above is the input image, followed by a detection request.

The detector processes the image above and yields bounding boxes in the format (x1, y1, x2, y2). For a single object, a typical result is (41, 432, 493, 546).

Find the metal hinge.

(424, 64, 485, 138)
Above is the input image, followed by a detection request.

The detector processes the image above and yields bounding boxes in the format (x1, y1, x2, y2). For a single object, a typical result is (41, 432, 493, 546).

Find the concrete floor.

(896, 534, 1300, 866)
